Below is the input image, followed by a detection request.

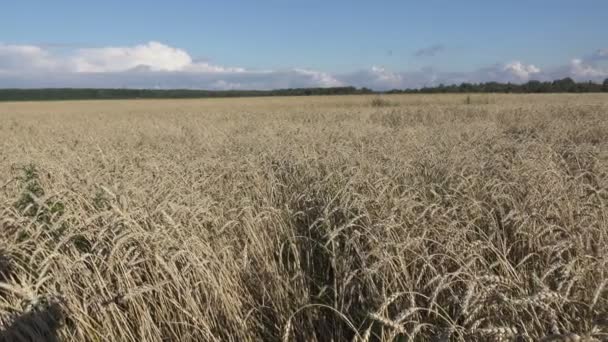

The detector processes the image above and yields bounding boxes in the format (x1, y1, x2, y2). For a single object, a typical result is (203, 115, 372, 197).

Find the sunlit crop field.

(1, 94, 607, 341)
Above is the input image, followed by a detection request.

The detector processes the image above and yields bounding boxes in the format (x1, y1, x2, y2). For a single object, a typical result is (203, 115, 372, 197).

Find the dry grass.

(0, 94, 607, 341)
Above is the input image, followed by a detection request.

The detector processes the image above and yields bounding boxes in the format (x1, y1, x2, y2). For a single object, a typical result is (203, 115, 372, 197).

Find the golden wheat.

(0, 94, 607, 341)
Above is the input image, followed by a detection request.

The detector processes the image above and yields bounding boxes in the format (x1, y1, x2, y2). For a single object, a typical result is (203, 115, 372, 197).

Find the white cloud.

(339, 62, 543, 90)
(0, 43, 59, 72)
(503, 61, 541, 81)
(340, 66, 406, 89)
(569, 58, 608, 78)
(293, 68, 343, 87)
(0, 41, 607, 90)
(557, 47, 608, 80)
(185, 62, 245, 73)
(210, 80, 243, 89)
(72, 41, 192, 72)
(370, 66, 403, 85)
(0, 41, 344, 89)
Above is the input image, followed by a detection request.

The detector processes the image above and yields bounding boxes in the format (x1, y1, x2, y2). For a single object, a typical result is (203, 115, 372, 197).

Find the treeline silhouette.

(389, 78, 608, 94)
(1, 78, 607, 101)
(0, 87, 373, 101)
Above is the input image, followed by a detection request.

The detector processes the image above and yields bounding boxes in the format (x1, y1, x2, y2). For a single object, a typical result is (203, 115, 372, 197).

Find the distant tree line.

(1, 78, 607, 101)
(388, 78, 608, 94)
(0, 87, 373, 101)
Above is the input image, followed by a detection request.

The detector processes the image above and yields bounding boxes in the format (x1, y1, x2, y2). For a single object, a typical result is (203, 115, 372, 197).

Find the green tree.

(552, 77, 576, 92)
(523, 80, 542, 93)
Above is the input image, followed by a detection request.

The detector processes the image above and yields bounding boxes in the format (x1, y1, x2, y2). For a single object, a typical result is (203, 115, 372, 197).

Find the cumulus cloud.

(0, 41, 347, 89)
(414, 44, 445, 57)
(545, 47, 608, 81)
(502, 62, 541, 81)
(340, 66, 407, 89)
(569, 59, 608, 79)
(0, 41, 607, 90)
(0, 43, 59, 72)
(184, 61, 246, 73)
(292, 69, 343, 87)
(338, 62, 543, 90)
(72, 41, 193, 72)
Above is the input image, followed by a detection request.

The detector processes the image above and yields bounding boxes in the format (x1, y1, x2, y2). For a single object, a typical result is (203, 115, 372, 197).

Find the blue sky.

(1, 0, 607, 89)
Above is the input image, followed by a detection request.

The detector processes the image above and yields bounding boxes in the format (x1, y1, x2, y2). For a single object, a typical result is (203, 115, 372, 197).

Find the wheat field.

(0, 94, 607, 341)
